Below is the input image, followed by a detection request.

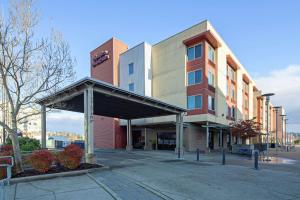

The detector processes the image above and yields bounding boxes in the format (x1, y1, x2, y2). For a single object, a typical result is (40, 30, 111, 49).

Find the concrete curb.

(10, 165, 107, 184)
(86, 173, 122, 200)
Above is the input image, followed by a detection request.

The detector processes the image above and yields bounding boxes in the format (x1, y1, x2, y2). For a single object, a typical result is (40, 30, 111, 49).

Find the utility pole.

(280, 114, 286, 150)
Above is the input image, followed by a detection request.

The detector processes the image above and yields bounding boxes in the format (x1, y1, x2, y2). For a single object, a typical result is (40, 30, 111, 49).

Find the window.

(208, 45, 215, 62)
(227, 65, 235, 81)
(231, 106, 235, 118)
(243, 81, 249, 93)
(208, 70, 215, 86)
(187, 69, 202, 85)
(187, 44, 202, 61)
(231, 87, 235, 100)
(128, 63, 134, 75)
(128, 83, 134, 92)
(208, 96, 215, 111)
(187, 95, 202, 109)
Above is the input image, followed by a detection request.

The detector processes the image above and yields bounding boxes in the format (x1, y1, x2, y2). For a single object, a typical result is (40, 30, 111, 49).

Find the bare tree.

(0, 0, 75, 173)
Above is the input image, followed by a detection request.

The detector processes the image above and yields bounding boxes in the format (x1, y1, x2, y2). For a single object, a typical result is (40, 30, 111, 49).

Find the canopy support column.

(84, 87, 94, 163)
(126, 120, 133, 151)
(206, 122, 210, 153)
(220, 129, 223, 148)
(175, 113, 184, 159)
(41, 105, 46, 149)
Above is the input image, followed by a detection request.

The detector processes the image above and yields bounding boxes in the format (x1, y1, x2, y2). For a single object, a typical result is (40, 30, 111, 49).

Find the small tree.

(230, 119, 262, 141)
(0, 0, 75, 173)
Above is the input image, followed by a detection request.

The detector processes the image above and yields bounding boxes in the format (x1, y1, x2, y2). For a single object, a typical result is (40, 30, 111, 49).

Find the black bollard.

(222, 149, 226, 165)
(178, 147, 180, 159)
(254, 150, 259, 170)
(197, 148, 200, 161)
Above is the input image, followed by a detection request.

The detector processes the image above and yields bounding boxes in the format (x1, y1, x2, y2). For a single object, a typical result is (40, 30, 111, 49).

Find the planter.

(10, 163, 104, 183)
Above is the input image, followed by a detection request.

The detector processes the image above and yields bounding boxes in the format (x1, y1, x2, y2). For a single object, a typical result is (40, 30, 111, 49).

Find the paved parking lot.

(3, 147, 300, 200)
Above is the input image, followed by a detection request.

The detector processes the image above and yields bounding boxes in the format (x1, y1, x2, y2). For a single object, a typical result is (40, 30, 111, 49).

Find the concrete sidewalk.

(2, 174, 115, 200)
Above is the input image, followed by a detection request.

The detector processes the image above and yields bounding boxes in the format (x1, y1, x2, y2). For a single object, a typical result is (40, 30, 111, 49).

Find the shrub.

(27, 150, 54, 173)
(57, 144, 83, 169)
(0, 145, 14, 179)
(6, 137, 41, 152)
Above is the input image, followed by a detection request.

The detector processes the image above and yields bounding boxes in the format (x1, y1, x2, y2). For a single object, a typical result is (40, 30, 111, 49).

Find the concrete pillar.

(206, 122, 210, 153)
(144, 128, 147, 150)
(175, 113, 184, 158)
(126, 120, 133, 150)
(84, 87, 94, 163)
(220, 129, 223, 148)
(41, 105, 46, 149)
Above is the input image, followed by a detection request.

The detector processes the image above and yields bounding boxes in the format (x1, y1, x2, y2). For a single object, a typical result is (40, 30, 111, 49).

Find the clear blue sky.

(2, 0, 300, 133)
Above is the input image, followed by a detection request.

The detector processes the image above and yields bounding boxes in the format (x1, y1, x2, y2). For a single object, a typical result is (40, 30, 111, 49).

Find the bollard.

(254, 150, 259, 170)
(196, 148, 200, 161)
(178, 147, 180, 159)
(222, 149, 225, 165)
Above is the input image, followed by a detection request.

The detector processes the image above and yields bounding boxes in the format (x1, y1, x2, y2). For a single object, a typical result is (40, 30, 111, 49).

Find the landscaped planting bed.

(1, 144, 101, 179)
(13, 163, 101, 178)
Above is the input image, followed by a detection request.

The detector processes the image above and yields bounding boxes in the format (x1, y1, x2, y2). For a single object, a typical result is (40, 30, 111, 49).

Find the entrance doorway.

(157, 132, 176, 150)
(209, 131, 214, 150)
(132, 130, 145, 149)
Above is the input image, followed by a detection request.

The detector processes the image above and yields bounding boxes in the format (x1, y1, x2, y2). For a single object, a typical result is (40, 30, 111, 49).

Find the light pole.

(285, 118, 288, 151)
(262, 93, 274, 161)
(273, 106, 281, 154)
(280, 114, 286, 149)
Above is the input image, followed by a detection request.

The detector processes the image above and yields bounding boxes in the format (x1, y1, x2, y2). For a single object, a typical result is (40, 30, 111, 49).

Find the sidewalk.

(2, 174, 115, 200)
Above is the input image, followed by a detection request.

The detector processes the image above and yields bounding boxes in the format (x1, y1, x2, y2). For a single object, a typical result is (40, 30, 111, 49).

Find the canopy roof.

(36, 77, 186, 119)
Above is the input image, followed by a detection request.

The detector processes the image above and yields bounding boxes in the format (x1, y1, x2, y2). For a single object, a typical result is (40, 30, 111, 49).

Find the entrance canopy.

(36, 77, 186, 161)
(36, 77, 185, 119)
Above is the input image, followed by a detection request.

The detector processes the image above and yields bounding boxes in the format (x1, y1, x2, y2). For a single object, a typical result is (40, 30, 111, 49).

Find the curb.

(10, 166, 107, 184)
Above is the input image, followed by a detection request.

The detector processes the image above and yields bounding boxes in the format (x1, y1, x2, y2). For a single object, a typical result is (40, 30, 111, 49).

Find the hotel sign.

(92, 50, 109, 67)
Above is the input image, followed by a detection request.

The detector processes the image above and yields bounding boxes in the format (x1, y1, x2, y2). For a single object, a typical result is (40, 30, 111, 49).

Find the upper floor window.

(128, 83, 134, 92)
(187, 95, 202, 110)
(208, 70, 215, 87)
(231, 106, 235, 118)
(208, 45, 215, 62)
(231, 87, 235, 100)
(208, 95, 215, 111)
(187, 44, 202, 61)
(128, 63, 134, 75)
(227, 65, 235, 81)
(243, 81, 249, 93)
(244, 97, 249, 109)
(187, 69, 203, 85)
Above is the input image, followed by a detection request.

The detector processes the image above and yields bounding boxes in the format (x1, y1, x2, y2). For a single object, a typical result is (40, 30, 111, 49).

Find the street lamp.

(273, 106, 282, 154)
(285, 118, 288, 151)
(280, 114, 286, 148)
(262, 93, 275, 161)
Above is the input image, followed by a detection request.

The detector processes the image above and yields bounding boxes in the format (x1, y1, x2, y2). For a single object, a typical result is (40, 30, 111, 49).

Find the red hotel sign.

(92, 50, 109, 67)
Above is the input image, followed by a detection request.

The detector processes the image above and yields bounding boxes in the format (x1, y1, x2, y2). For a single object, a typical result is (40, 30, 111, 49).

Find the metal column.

(41, 105, 46, 149)
(126, 120, 132, 151)
(175, 113, 184, 158)
(220, 129, 223, 148)
(206, 122, 210, 153)
(84, 87, 94, 163)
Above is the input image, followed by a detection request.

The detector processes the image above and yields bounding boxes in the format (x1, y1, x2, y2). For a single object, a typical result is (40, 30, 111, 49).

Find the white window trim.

(208, 44, 215, 63)
(187, 69, 203, 86)
(208, 95, 215, 111)
(187, 94, 203, 110)
(187, 42, 203, 61)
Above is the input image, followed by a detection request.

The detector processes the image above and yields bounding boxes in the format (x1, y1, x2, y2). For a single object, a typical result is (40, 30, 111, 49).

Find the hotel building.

(90, 20, 285, 152)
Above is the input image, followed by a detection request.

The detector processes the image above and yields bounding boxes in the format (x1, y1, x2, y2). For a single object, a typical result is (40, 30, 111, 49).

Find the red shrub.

(0, 145, 14, 179)
(57, 144, 83, 169)
(27, 150, 54, 173)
